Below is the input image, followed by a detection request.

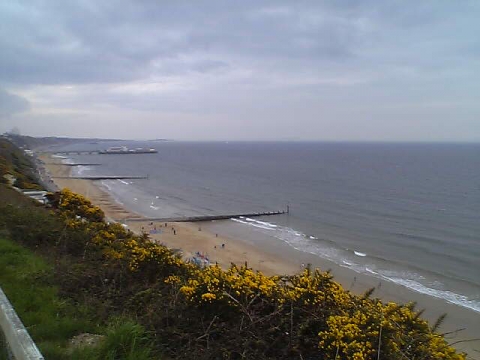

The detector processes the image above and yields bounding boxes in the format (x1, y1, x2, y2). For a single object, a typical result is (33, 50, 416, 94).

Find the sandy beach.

(38, 153, 480, 358)
(38, 154, 301, 276)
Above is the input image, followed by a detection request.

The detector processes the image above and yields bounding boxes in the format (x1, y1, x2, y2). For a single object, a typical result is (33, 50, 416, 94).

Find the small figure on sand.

(221, 243, 225, 249)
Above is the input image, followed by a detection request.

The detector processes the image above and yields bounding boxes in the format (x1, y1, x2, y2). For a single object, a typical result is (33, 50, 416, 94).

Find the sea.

(51, 141, 480, 314)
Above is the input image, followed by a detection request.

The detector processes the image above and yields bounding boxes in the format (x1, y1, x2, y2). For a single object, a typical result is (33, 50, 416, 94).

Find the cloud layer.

(0, 88, 30, 117)
(1, 0, 479, 141)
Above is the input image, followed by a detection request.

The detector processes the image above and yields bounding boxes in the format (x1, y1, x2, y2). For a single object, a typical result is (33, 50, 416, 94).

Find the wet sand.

(39, 153, 480, 358)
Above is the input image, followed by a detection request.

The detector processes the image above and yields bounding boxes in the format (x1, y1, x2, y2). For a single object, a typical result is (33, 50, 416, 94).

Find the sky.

(0, 1, 479, 141)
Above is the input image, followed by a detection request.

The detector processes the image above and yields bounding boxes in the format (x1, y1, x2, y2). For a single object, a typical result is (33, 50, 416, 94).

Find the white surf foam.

(118, 179, 129, 185)
(230, 218, 275, 230)
(354, 251, 367, 257)
(101, 181, 112, 191)
(229, 214, 480, 315)
(231, 218, 248, 224)
(381, 276, 480, 314)
(75, 165, 91, 176)
(244, 218, 278, 228)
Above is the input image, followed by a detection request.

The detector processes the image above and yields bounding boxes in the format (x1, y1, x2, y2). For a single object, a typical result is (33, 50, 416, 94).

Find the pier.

(124, 209, 288, 223)
(52, 175, 148, 180)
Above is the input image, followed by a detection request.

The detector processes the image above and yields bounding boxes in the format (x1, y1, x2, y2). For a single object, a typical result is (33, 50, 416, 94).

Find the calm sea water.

(55, 141, 480, 313)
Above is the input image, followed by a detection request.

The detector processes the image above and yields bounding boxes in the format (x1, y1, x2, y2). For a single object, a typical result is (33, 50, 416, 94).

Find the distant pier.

(124, 210, 288, 223)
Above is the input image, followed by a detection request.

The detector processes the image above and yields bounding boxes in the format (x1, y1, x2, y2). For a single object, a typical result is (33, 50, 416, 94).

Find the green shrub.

(69, 319, 155, 360)
(0, 237, 99, 359)
(0, 185, 467, 360)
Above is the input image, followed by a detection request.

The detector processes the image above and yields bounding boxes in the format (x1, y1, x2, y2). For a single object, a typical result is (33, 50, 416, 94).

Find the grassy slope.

(0, 231, 156, 360)
(0, 138, 157, 359)
(0, 236, 97, 359)
(0, 142, 92, 359)
(0, 138, 41, 189)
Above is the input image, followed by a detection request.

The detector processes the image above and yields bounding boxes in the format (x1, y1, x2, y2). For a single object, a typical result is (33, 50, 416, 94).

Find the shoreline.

(38, 153, 480, 358)
(37, 154, 302, 276)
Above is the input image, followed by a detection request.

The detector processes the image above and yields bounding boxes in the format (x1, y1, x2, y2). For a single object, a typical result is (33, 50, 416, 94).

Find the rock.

(68, 333, 104, 350)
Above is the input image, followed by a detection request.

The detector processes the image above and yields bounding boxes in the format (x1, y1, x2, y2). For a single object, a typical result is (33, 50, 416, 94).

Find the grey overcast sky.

(0, 1, 479, 141)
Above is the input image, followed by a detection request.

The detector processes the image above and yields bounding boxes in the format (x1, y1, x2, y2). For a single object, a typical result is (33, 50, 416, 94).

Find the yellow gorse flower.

(51, 189, 466, 360)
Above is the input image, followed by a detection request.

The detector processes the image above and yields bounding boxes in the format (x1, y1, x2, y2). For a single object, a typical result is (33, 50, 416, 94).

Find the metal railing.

(0, 287, 43, 360)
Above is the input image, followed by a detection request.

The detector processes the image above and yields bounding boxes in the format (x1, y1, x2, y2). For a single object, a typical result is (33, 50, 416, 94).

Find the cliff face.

(4, 134, 121, 151)
(0, 138, 41, 189)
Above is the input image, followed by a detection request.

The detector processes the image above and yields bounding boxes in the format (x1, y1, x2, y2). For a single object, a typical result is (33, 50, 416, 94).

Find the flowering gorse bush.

(52, 188, 105, 222)
(48, 189, 466, 360)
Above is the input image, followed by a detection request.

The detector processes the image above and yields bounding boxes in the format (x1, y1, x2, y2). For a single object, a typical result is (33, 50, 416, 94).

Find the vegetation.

(0, 185, 466, 359)
(0, 209, 155, 359)
(0, 235, 95, 359)
(68, 320, 153, 360)
(0, 139, 467, 359)
(0, 142, 156, 359)
(0, 137, 41, 189)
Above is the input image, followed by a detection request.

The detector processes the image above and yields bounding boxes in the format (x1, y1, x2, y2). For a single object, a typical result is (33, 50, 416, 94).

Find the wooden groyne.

(44, 150, 99, 155)
(125, 209, 288, 223)
(45, 150, 156, 155)
(52, 175, 148, 180)
(45, 163, 102, 166)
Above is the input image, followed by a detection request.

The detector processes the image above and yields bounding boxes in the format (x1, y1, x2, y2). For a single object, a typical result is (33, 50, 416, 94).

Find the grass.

(69, 320, 153, 360)
(0, 236, 157, 359)
(0, 236, 98, 359)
